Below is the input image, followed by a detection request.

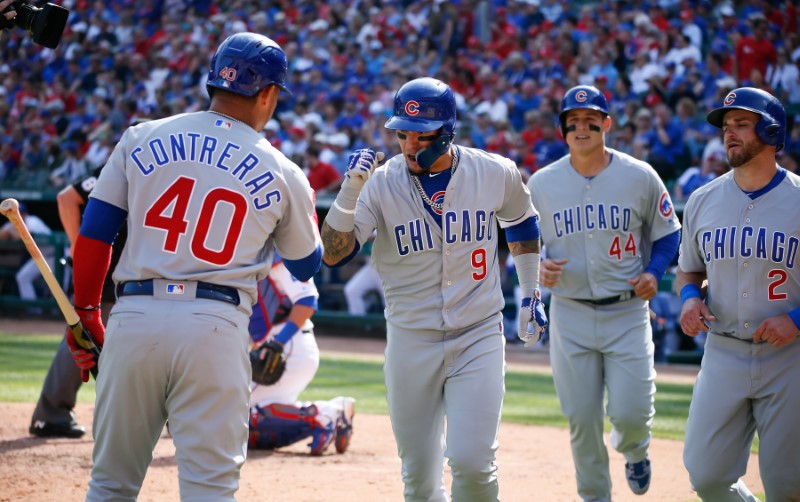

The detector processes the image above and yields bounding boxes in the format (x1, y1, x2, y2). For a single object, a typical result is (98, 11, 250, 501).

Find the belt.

(571, 290, 635, 307)
(116, 280, 240, 306)
(712, 331, 764, 344)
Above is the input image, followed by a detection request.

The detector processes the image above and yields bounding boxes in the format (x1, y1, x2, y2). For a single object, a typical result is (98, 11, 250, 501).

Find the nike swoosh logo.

(429, 172, 442, 177)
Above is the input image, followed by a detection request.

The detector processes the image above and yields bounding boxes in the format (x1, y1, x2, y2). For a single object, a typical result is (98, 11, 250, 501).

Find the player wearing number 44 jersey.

(678, 87, 800, 501)
(528, 85, 681, 501)
(322, 77, 547, 501)
(68, 33, 322, 500)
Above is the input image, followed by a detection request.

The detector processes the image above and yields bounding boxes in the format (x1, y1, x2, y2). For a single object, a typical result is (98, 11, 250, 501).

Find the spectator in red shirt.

(734, 16, 777, 83)
(304, 145, 342, 195)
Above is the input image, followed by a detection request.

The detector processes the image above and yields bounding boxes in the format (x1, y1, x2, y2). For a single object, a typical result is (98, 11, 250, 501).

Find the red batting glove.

(67, 306, 105, 382)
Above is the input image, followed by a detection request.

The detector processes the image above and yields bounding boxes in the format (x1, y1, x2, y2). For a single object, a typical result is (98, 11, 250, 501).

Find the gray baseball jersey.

(84, 111, 320, 501)
(527, 148, 680, 500)
(352, 145, 536, 499)
(528, 149, 681, 298)
(91, 112, 320, 311)
(354, 146, 536, 330)
(680, 168, 800, 501)
(678, 169, 800, 339)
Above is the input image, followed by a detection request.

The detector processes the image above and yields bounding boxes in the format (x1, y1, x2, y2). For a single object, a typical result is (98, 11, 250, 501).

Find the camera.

(0, 1, 69, 49)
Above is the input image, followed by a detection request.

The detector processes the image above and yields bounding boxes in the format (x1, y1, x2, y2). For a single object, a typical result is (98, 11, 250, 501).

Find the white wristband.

(514, 252, 541, 297)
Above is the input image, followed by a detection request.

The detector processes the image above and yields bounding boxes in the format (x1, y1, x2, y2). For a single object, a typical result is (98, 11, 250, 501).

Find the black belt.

(712, 331, 764, 344)
(571, 291, 635, 307)
(116, 280, 240, 306)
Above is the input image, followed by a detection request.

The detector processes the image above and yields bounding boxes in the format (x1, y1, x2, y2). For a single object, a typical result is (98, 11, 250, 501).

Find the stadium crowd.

(1, 0, 798, 360)
(1, 0, 799, 198)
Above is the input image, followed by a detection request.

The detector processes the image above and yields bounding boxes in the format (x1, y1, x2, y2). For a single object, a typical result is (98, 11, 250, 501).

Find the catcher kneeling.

(248, 254, 355, 455)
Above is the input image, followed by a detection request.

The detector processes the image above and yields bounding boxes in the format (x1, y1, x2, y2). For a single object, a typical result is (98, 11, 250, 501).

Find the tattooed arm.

(321, 221, 357, 266)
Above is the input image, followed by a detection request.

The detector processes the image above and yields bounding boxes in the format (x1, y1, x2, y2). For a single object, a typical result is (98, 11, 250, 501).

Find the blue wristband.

(680, 284, 702, 303)
(788, 307, 800, 331)
(274, 320, 300, 346)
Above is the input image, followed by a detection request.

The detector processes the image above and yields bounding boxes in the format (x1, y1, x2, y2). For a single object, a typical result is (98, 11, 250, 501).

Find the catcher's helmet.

(707, 87, 786, 151)
(385, 78, 457, 169)
(207, 33, 290, 97)
(559, 85, 609, 137)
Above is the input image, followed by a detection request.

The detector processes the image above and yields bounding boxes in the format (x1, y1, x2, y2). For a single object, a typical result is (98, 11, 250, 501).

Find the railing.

(0, 231, 69, 315)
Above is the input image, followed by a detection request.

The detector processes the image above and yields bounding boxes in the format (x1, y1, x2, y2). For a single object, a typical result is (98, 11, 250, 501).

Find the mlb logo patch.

(166, 284, 185, 295)
(214, 119, 232, 129)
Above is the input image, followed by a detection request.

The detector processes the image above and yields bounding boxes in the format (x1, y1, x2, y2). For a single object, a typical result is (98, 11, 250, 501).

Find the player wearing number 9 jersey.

(322, 77, 546, 501)
(69, 33, 322, 501)
(527, 85, 681, 500)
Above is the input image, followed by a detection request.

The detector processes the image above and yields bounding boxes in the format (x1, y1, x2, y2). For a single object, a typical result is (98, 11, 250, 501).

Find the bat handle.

(69, 323, 101, 380)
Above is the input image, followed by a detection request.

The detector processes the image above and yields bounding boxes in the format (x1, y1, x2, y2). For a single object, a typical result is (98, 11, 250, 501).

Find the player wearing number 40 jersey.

(528, 85, 681, 501)
(68, 33, 322, 501)
(678, 87, 800, 501)
(322, 77, 547, 501)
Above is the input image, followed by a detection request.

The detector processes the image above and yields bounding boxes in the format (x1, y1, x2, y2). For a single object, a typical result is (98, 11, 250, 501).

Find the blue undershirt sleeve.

(645, 230, 681, 282)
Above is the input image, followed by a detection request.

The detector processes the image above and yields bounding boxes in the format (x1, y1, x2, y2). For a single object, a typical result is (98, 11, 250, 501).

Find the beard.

(727, 140, 766, 168)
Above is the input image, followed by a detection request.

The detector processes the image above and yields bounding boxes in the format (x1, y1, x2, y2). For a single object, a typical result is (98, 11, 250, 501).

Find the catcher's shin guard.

(248, 403, 318, 449)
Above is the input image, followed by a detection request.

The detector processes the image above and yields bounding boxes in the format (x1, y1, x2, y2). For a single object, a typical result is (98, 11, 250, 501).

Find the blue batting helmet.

(384, 77, 457, 135)
(385, 78, 457, 170)
(559, 85, 609, 137)
(707, 87, 786, 151)
(207, 33, 290, 97)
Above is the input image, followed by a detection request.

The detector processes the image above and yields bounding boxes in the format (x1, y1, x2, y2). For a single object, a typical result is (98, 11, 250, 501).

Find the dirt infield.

(0, 319, 763, 501)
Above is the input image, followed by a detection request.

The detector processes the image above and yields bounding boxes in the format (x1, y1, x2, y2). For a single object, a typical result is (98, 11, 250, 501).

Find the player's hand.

(518, 289, 548, 347)
(1, 0, 17, 21)
(343, 149, 385, 190)
(679, 298, 716, 337)
(68, 307, 105, 382)
(628, 272, 658, 301)
(540, 258, 567, 288)
(753, 314, 799, 348)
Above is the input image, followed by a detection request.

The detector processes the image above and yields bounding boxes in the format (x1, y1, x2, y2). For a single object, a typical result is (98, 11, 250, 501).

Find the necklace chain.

(209, 110, 242, 124)
(412, 148, 459, 211)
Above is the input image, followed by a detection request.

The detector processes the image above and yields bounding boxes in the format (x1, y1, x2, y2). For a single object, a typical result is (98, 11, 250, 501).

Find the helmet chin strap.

(415, 134, 455, 170)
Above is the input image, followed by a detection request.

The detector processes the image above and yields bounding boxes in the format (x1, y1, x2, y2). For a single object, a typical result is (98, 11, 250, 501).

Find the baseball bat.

(0, 198, 100, 378)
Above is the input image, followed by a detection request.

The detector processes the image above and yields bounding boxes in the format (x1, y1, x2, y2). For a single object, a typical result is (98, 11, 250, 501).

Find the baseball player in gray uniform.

(527, 86, 681, 501)
(678, 87, 800, 501)
(322, 77, 547, 501)
(66, 33, 322, 501)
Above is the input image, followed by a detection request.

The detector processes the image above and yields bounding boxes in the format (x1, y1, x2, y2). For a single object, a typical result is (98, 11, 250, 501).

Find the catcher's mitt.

(250, 340, 286, 385)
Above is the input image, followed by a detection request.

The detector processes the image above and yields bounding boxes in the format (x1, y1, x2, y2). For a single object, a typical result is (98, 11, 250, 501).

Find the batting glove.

(343, 149, 385, 191)
(518, 289, 548, 347)
(67, 306, 105, 382)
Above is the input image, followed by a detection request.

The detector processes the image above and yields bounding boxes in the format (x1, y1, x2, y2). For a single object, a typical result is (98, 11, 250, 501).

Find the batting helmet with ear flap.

(707, 87, 786, 151)
(559, 85, 609, 138)
(207, 32, 291, 97)
(384, 78, 457, 170)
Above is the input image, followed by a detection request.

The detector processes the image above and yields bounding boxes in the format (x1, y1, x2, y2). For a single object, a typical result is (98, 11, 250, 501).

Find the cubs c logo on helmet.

(724, 92, 737, 106)
(575, 90, 588, 103)
(405, 100, 420, 116)
(659, 191, 674, 218)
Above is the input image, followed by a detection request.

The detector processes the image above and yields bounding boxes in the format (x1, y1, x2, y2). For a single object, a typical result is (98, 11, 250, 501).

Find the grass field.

(0, 332, 694, 441)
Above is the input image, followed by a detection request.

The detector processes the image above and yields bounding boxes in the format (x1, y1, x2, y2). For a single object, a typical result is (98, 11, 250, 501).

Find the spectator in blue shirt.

(532, 121, 568, 168)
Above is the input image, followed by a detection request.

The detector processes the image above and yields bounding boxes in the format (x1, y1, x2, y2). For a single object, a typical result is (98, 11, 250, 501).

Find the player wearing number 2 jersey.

(322, 77, 547, 501)
(68, 33, 322, 500)
(678, 87, 800, 501)
(528, 86, 681, 501)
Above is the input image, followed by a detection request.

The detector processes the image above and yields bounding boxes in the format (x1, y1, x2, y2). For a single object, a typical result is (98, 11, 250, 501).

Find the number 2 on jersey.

(144, 176, 247, 266)
(609, 233, 637, 260)
(768, 269, 788, 300)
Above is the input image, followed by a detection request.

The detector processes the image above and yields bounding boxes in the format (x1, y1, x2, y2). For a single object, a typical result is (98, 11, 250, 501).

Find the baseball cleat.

(625, 456, 651, 495)
(29, 419, 85, 439)
(333, 396, 356, 454)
